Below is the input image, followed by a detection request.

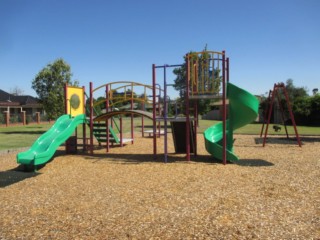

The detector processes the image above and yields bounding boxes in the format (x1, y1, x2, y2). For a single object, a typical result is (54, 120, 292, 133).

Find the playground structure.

(260, 83, 301, 147)
(185, 51, 259, 164)
(89, 81, 156, 151)
(16, 50, 259, 169)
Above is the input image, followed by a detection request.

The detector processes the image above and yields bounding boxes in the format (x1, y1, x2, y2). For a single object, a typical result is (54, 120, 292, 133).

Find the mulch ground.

(0, 134, 319, 239)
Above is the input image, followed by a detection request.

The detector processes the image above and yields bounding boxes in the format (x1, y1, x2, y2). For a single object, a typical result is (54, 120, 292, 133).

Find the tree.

(309, 94, 320, 125)
(10, 86, 24, 96)
(281, 79, 308, 123)
(292, 96, 311, 125)
(32, 58, 79, 119)
(312, 88, 318, 96)
(173, 64, 187, 99)
(285, 79, 308, 101)
(259, 79, 319, 125)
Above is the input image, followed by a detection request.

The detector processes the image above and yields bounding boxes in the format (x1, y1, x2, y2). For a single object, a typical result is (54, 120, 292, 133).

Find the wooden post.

(36, 112, 40, 124)
(21, 111, 26, 125)
(5, 111, 9, 127)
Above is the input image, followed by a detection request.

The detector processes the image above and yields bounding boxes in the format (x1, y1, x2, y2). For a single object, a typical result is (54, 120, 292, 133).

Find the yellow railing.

(92, 81, 162, 108)
(187, 51, 224, 97)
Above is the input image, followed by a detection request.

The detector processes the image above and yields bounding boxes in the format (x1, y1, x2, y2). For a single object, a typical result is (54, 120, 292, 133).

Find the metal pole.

(120, 116, 123, 147)
(226, 56, 233, 152)
(131, 85, 134, 144)
(142, 102, 145, 137)
(64, 84, 68, 153)
(164, 65, 168, 163)
(157, 87, 161, 137)
(194, 101, 197, 156)
(226, 57, 229, 83)
(64, 84, 68, 114)
(260, 90, 272, 137)
(186, 54, 190, 161)
(263, 84, 276, 147)
(222, 51, 227, 165)
(106, 85, 109, 152)
(83, 86, 86, 152)
(89, 82, 94, 155)
(152, 64, 157, 159)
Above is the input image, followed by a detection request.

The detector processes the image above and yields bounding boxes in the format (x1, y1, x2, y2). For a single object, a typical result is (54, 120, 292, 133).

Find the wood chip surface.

(1, 134, 319, 239)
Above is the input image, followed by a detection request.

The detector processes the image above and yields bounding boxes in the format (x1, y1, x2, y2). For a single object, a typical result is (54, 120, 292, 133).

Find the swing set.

(260, 82, 302, 147)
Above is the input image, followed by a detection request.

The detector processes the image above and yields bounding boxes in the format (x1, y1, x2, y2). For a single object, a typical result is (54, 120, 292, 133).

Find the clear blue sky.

(1, 0, 319, 98)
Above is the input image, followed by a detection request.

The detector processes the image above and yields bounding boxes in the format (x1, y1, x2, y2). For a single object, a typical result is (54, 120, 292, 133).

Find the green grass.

(1, 118, 320, 151)
(198, 119, 320, 135)
(235, 123, 320, 135)
(0, 123, 53, 151)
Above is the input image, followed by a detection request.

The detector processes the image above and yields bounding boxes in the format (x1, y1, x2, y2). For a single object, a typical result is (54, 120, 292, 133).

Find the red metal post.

(260, 90, 272, 137)
(226, 57, 229, 83)
(120, 116, 123, 147)
(163, 65, 168, 163)
(141, 102, 145, 137)
(106, 85, 110, 152)
(131, 90, 134, 144)
(152, 64, 157, 158)
(89, 82, 94, 155)
(222, 51, 227, 165)
(186, 54, 190, 161)
(64, 84, 68, 114)
(263, 84, 277, 146)
(157, 91, 161, 137)
(194, 101, 198, 156)
(83, 86, 87, 152)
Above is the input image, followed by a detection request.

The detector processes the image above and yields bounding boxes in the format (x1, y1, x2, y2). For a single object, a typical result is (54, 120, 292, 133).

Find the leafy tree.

(173, 64, 187, 99)
(292, 95, 320, 126)
(32, 58, 79, 119)
(280, 79, 308, 123)
(312, 88, 318, 96)
(309, 94, 320, 125)
(136, 93, 149, 111)
(292, 96, 311, 125)
(95, 96, 106, 115)
(259, 79, 320, 125)
(285, 79, 308, 101)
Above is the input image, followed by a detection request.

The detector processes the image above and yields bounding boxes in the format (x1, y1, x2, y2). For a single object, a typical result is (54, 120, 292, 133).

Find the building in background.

(0, 89, 44, 124)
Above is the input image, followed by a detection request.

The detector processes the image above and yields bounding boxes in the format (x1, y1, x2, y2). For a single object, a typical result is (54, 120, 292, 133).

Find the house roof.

(0, 89, 41, 107)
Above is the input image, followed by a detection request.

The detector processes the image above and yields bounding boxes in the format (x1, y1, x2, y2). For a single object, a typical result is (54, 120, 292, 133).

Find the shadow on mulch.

(299, 136, 320, 142)
(255, 137, 302, 145)
(255, 136, 320, 145)
(83, 153, 182, 164)
(192, 156, 274, 167)
(84, 153, 203, 164)
(235, 159, 274, 167)
(0, 149, 69, 188)
(82, 153, 274, 167)
(0, 165, 41, 188)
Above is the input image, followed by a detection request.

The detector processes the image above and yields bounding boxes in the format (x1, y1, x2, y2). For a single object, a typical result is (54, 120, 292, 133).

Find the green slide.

(17, 114, 86, 167)
(204, 82, 259, 162)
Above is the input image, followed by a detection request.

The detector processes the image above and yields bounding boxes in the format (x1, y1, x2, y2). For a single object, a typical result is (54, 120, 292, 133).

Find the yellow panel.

(66, 86, 84, 117)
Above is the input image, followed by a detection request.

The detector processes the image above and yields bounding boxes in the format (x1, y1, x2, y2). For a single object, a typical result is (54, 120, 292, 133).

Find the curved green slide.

(204, 82, 259, 162)
(17, 114, 86, 167)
